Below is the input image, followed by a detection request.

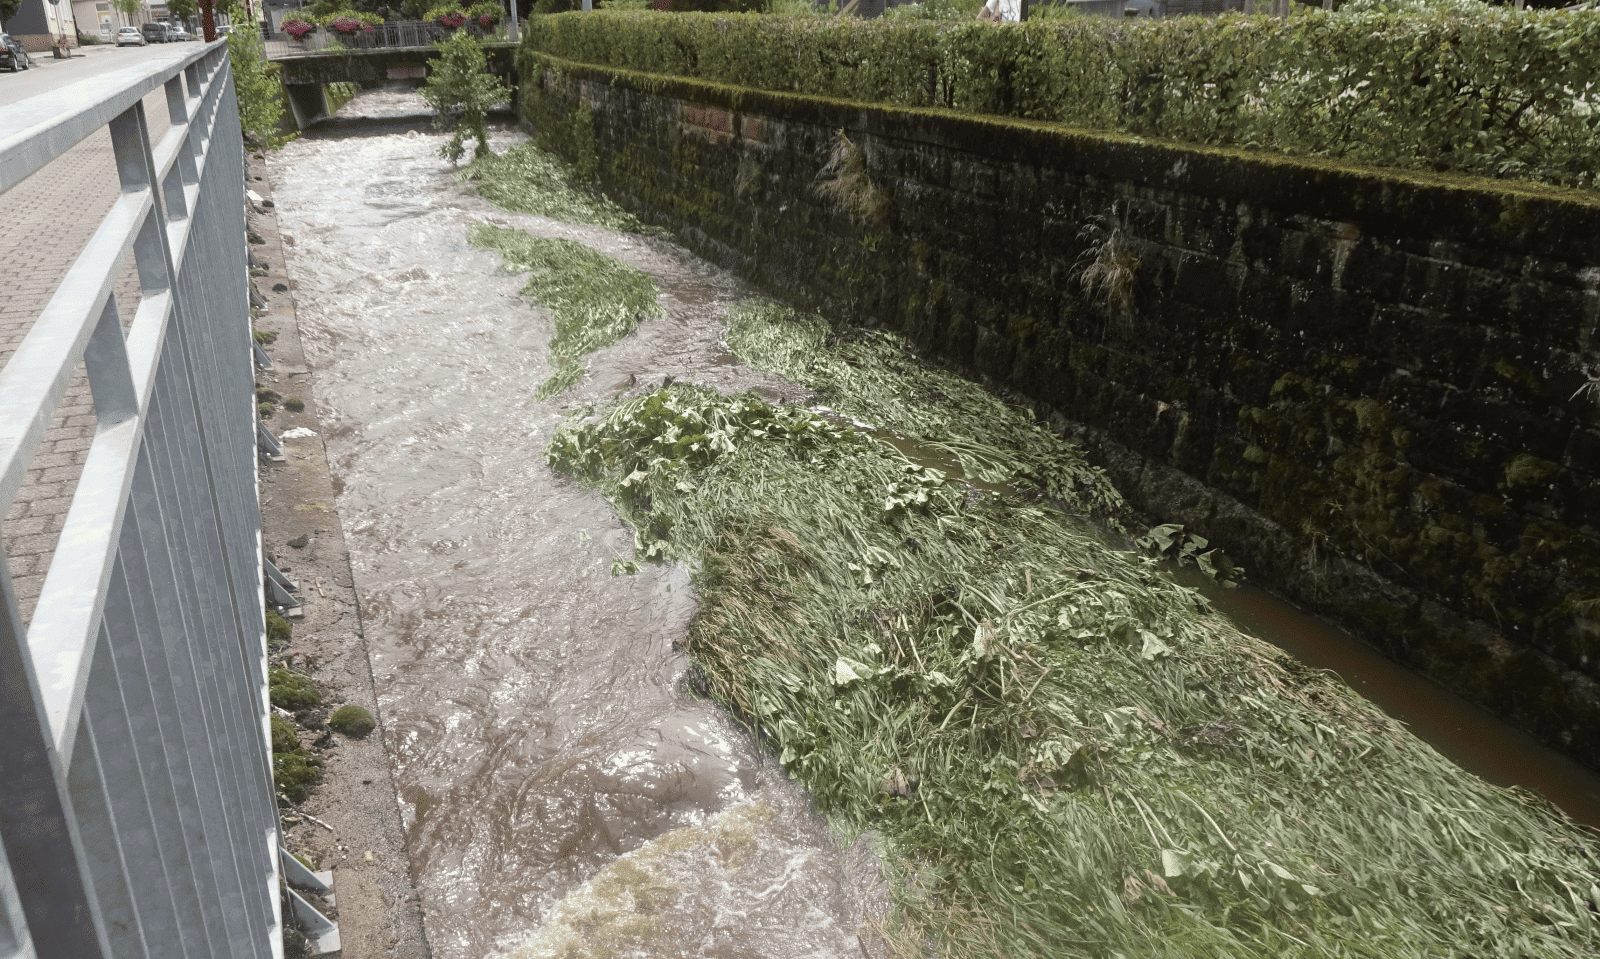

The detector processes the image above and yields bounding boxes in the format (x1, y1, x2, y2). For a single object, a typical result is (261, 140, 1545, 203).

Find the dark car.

(0, 34, 30, 71)
(140, 22, 169, 43)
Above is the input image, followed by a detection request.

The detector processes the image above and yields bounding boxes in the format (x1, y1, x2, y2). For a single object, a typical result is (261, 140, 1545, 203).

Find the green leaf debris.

(546, 301, 1600, 958)
(463, 142, 656, 233)
(468, 223, 662, 398)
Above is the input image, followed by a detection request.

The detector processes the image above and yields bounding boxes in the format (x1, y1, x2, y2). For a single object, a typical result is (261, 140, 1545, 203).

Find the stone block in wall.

(1367, 306, 1490, 385)
(1338, 242, 1407, 302)
(1237, 271, 1294, 325)
(1438, 393, 1570, 465)
(1171, 253, 1240, 314)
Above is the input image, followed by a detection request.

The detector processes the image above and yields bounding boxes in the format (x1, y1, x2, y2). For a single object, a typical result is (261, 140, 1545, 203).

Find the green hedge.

(521, 10, 1600, 189)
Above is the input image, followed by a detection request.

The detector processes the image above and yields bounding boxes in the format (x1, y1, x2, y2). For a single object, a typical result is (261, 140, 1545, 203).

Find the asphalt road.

(0, 38, 204, 108)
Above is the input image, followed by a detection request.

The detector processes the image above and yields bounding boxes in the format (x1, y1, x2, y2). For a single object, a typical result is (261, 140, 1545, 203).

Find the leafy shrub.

(882, 0, 982, 19)
(224, 0, 291, 147)
(520, 9, 1600, 189)
(426, 2, 499, 26)
(422, 30, 513, 161)
(323, 10, 381, 32)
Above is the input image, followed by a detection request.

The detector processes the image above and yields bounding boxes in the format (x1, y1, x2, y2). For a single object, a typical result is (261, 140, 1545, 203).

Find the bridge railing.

(264, 19, 514, 58)
(0, 42, 282, 959)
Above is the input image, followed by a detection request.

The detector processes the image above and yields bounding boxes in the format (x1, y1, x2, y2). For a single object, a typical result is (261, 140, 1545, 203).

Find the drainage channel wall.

(518, 54, 1600, 768)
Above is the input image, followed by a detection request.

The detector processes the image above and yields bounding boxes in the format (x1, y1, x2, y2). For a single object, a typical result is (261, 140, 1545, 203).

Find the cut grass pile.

(463, 142, 654, 234)
(469, 223, 662, 398)
(547, 301, 1600, 958)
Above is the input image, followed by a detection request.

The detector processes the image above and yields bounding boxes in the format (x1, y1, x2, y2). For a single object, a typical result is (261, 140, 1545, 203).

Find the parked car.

(115, 26, 148, 46)
(0, 34, 29, 71)
(140, 22, 168, 42)
(168, 25, 194, 41)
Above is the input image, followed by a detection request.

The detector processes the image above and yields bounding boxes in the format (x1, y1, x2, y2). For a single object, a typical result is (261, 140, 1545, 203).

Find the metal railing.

(263, 18, 514, 58)
(0, 42, 281, 959)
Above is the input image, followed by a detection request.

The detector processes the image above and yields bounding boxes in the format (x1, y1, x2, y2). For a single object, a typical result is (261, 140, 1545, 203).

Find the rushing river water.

(272, 89, 1600, 959)
(271, 98, 872, 959)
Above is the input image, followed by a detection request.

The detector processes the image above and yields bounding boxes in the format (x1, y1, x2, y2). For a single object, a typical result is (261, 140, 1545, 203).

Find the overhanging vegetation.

(520, 9, 1600, 190)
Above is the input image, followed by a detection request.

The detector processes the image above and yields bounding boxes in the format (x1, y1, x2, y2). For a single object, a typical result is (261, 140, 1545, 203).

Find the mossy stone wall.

(520, 54, 1600, 766)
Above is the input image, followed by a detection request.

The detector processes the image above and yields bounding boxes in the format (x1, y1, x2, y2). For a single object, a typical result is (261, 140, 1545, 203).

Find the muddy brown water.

(270, 92, 1600, 958)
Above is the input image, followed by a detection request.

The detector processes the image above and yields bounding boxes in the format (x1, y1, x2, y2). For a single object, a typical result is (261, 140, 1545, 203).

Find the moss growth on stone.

(265, 609, 292, 647)
(328, 704, 376, 738)
(271, 715, 322, 804)
(1500, 453, 1560, 490)
(274, 751, 323, 805)
(269, 667, 321, 712)
(271, 714, 301, 753)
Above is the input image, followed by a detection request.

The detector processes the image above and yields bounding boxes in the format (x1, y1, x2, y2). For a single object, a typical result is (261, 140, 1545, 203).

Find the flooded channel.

(270, 90, 1600, 958)
(271, 102, 865, 959)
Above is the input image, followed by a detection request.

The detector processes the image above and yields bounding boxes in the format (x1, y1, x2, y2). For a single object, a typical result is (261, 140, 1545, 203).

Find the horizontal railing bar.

(28, 415, 144, 768)
(0, 191, 152, 512)
(126, 290, 176, 407)
(0, 44, 220, 195)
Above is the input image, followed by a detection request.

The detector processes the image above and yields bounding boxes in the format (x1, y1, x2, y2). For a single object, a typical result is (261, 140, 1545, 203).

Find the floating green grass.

(724, 301, 1125, 518)
(469, 223, 662, 398)
(463, 142, 655, 234)
(547, 304, 1600, 958)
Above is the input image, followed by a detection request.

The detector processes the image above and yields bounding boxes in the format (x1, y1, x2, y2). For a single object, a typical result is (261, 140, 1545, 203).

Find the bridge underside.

(276, 46, 518, 129)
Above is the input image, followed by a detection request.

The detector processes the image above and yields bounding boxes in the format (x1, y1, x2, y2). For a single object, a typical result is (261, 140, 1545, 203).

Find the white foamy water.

(268, 91, 874, 959)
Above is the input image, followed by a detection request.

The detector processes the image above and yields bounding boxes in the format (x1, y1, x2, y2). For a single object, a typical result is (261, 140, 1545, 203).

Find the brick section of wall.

(525, 63, 1600, 765)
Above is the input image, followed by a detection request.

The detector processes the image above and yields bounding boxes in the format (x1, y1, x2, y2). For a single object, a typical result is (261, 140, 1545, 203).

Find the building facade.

(6, 0, 80, 50)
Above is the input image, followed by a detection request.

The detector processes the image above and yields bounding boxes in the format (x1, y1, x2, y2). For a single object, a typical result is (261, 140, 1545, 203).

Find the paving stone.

(0, 90, 171, 624)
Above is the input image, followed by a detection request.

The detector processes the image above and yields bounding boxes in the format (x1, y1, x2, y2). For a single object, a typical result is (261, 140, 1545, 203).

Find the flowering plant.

(436, 10, 467, 28)
(477, 13, 495, 27)
(329, 15, 375, 34)
(282, 15, 316, 40)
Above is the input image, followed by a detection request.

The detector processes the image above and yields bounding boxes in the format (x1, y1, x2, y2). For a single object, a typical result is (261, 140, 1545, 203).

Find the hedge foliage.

(521, 10, 1600, 189)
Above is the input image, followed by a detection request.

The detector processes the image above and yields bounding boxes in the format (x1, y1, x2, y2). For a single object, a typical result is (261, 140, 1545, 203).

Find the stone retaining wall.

(521, 54, 1600, 766)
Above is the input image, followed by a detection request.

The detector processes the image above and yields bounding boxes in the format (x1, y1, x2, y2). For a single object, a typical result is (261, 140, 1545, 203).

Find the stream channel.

(269, 92, 1600, 959)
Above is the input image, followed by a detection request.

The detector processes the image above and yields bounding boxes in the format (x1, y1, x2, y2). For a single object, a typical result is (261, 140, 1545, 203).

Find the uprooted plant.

(813, 130, 889, 226)
(1075, 206, 1140, 320)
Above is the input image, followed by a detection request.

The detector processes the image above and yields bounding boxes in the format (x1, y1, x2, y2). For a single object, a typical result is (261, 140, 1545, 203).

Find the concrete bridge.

(266, 27, 518, 128)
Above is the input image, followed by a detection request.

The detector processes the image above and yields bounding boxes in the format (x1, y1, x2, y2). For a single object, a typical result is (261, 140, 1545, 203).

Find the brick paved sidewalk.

(0, 90, 174, 622)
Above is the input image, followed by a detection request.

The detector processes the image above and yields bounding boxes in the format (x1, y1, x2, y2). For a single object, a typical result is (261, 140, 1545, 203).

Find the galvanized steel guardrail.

(0, 42, 286, 959)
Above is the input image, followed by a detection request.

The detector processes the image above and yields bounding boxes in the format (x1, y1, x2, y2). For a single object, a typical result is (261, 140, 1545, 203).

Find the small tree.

(0, 0, 22, 28)
(111, 0, 142, 16)
(420, 31, 510, 164)
(220, 0, 290, 145)
(167, 0, 198, 22)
